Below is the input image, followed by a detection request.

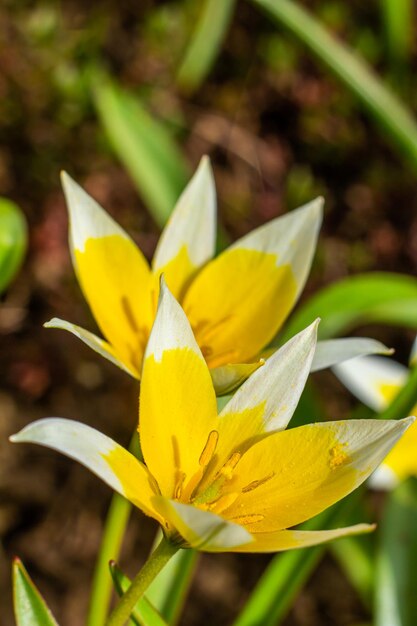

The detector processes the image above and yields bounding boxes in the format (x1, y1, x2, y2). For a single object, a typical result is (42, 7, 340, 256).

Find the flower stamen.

(199, 430, 219, 467)
(241, 472, 275, 493)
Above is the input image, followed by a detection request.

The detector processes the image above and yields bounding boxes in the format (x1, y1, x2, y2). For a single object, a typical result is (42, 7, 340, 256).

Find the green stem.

(106, 537, 179, 626)
(87, 434, 141, 626)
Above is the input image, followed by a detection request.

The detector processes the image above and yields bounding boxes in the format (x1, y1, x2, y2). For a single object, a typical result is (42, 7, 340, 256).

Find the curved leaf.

(282, 273, 417, 342)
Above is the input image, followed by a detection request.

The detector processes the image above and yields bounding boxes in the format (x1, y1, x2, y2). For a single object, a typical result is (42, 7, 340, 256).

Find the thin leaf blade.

(91, 72, 189, 227)
(13, 558, 59, 626)
(375, 478, 417, 626)
(176, 0, 237, 93)
(252, 0, 417, 167)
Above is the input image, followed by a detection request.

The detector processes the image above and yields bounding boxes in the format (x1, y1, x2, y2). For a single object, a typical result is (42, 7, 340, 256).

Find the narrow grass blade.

(375, 478, 417, 626)
(91, 72, 189, 227)
(0, 198, 27, 294)
(13, 558, 59, 626)
(109, 562, 168, 626)
(251, 0, 417, 167)
(176, 0, 237, 93)
(381, 0, 413, 69)
(281, 273, 417, 342)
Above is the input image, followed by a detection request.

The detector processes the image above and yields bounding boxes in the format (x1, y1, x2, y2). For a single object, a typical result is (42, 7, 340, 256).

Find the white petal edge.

(44, 318, 138, 378)
(9, 418, 159, 520)
(145, 278, 204, 363)
(333, 355, 408, 412)
(234, 523, 375, 553)
(229, 197, 323, 298)
(61, 171, 135, 252)
(312, 338, 393, 372)
(152, 156, 216, 271)
(153, 498, 254, 552)
(220, 319, 319, 432)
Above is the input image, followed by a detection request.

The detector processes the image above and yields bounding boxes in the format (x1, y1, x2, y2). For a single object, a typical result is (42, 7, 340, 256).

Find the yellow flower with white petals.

(334, 353, 417, 488)
(46, 157, 324, 394)
(12, 283, 413, 553)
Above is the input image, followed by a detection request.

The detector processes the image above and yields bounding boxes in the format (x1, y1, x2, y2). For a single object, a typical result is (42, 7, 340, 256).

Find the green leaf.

(146, 545, 197, 625)
(375, 478, 417, 626)
(91, 71, 189, 227)
(281, 273, 417, 342)
(0, 198, 27, 294)
(109, 562, 168, 626)
(381, 0, 413, 68)
(176, 0, 237, 93)
(251, 0, 417, 168)
(13, 558, 59, 626)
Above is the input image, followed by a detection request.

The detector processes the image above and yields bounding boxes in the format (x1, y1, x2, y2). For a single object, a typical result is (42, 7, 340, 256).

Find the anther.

(174, 471, 186, 499)
(199, 430, 219, 467)
(219, 452, 241, 480)
(231, 513, 264, 525)
(207, 492, 239, 515)
(242, 472, 275, 493)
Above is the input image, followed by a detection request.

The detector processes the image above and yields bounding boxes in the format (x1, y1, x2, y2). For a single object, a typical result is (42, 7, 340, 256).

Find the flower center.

(172, 431, 273, 527)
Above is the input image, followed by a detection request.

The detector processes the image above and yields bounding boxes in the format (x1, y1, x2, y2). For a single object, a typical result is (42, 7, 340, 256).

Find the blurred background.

(2, 1, 417, 624)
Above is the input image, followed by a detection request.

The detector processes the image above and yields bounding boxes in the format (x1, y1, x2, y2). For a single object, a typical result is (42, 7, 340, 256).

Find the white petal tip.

(9, 429, 27, 444)
(43, 317, 59, 329)
(60, 170, 76, 191)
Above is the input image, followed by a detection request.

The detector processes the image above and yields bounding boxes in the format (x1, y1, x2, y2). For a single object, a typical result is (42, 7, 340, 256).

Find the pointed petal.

(312, 338, 393, 372)
(183, 198, 323, 366)
(44, 318, 138, 378)
(210, 360, 264, 396)
(61, 172, 153, 375)
(370, 419, 417, 489)
(234, 524, 374, 553)
(223, 417, 414, 532)
(333, 355, 408, 411)
(10, 418, 162, 522)
(153, 497, 253, 551)
(140, 281, 218, 499)
(152, 156, 216, 300)
(197, 321, 319, 493)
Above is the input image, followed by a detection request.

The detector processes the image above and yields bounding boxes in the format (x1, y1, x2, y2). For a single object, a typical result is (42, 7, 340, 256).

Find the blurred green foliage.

(0, 198, 27, 294)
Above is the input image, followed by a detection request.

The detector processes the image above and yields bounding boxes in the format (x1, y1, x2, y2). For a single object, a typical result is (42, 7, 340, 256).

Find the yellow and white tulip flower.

(12, 283, 413, 553)
(47, 157, 391, 394)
